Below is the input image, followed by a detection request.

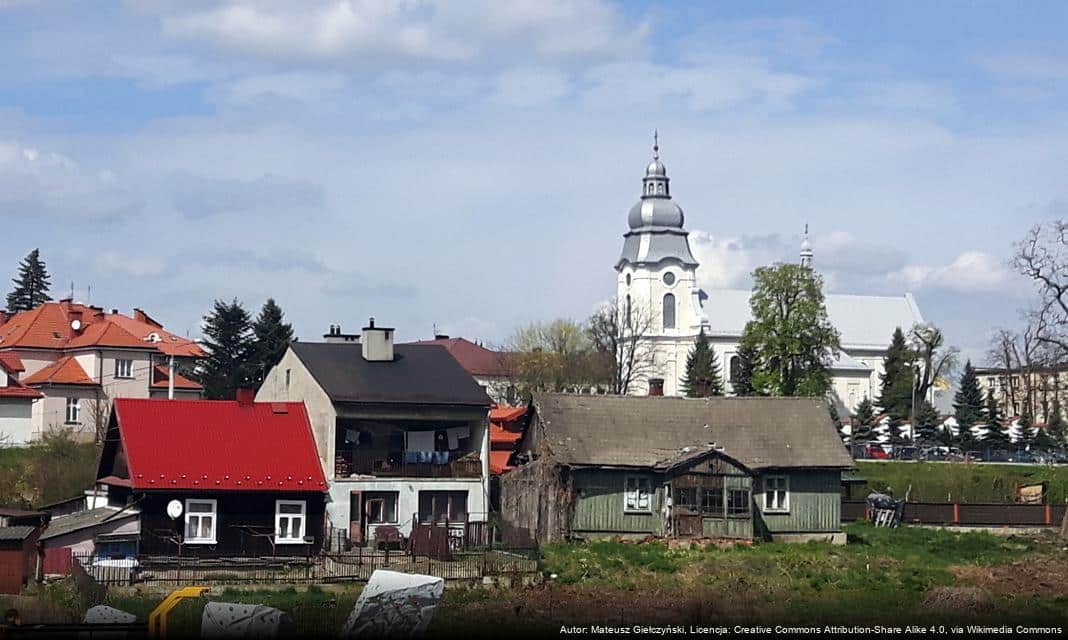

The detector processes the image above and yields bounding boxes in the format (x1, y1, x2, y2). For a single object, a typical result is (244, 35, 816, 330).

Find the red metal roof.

(22, 356, 96, 386)
(110, 398, 327, 492)
(0, 301, 203, 357)
(407, 337, 510, 377)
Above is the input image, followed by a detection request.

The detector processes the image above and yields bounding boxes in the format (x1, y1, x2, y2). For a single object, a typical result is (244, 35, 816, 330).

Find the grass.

(856, 460, 1068, 503)
(0, 435, 100, 507)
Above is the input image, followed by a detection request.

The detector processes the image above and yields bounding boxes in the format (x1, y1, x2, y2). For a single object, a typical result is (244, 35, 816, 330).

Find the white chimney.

(361, 317, 394, 362)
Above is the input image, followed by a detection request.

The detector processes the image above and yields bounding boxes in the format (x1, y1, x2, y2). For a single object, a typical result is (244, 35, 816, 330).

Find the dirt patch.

(920, 587, 993, 613)
(951, 557, 1068, 599)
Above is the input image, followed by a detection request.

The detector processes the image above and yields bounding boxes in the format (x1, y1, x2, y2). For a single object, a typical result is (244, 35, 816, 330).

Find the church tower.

(615, 133, 704, 396)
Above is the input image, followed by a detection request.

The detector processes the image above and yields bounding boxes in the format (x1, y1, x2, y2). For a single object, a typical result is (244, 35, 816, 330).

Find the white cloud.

(490, 67, 570, 108)
(889, 251, 1018, 294)
(0, 141, 142, 220)
(95, 251, 168, 278)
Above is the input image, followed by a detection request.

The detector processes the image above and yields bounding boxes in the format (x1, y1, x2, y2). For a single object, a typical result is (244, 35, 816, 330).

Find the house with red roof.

(0, 300, 205, 441)
(408, 335, 516, 404)
(94, 394, 328, 558)
(0, 351, 42, 443)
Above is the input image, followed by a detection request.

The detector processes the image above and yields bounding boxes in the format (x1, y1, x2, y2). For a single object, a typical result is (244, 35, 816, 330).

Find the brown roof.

(407, 337, 509, 377)
(530, 394, 854, 471)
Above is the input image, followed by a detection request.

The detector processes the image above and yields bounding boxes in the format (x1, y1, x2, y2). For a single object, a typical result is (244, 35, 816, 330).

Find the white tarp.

(341, 570, 445, 638)
(201, 602, 295, 638)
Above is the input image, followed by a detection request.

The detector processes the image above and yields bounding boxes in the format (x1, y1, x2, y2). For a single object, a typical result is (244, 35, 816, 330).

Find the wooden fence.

(843, 500, 1067, 526)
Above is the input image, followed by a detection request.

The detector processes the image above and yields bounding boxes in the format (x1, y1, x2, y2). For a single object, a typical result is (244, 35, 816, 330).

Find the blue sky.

(1, 1, 1066, 362)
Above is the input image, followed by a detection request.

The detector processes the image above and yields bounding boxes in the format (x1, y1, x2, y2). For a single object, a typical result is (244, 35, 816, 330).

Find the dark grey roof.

(616, 229, 698, 268)
(40, 507, 138, 541)
(0, 526, 36, 541)
(292, 342, 492, 407)
(531, 394, 854, 471)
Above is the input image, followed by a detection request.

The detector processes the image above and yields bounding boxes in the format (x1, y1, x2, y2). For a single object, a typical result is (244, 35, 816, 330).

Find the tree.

(251, 298, 295, 386)
(507, 319, 594, 394)
(1047, 399, 1066, 446)
(851, 397, 876, 443)
(912, 400, 941, 445)
(6, 248, 52, 312)
(587, 298, 655, 395)
(738, 263, 841, 396)
(198, 298, 255, 400)
(909, 324, 959, 403)
(829, 402, 846, 442)
(877, 328, 915, 422)
(1013, 221, 1068, 361)
(983, 388, 1011, 447)
(1016, 409, 1035, 446)
(730, 342, 759, 396)
(680, 329, 723, 397)
(953, 361, 984, 447)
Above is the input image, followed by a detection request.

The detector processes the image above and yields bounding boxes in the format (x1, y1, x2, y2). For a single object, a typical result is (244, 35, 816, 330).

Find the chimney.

(0, 310, 8, 326)
(323, 324, 360, 344)
(236, 387, 255, 407)
(649, 378, 665, 397)
(361, 317, 394, 362)
(133, 308, 163, 328)
(434, 334, 450, 340)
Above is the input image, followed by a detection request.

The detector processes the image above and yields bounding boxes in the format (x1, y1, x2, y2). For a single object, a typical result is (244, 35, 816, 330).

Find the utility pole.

(168, 354, 175, 400)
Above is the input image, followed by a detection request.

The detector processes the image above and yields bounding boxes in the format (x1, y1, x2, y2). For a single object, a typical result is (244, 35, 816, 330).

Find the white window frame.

(115, 358, 134, 379)
(275, 500, 307, 544)
(762, 475, 790, 513)
(184, 499, 218, 544)
(65, 397, 80, 424)
(623, 476, 652, 513)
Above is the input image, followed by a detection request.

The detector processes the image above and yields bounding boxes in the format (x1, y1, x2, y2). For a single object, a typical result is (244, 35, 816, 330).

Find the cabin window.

(728, 488, 751, 516)
(763, 476, 789, 513)
(365, 491, 399, 524)
(673, 487, 699, 511)
(65, 398, 80, 424)
(275, 500, 307, 543)
(702, 487, 724, 517)
(115, 359, 133, 379)
(184, 499, 217, 544)
(624, 476, 652, 513)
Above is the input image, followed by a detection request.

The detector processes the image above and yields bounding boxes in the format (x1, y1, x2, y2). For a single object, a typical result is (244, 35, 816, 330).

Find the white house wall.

(326, 478, 488, 538)
(0, 400, 33, 444)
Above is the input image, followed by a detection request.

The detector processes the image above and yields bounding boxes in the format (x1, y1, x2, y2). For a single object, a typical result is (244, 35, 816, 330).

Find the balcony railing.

(334, 451, 481, 479)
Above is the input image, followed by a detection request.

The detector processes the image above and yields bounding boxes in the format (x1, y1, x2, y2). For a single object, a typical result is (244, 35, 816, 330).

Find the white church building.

(616, 138, 924, 414)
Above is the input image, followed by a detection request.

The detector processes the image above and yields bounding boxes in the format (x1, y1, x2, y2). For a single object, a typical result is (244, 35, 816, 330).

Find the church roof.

(701, 289, 924, 350)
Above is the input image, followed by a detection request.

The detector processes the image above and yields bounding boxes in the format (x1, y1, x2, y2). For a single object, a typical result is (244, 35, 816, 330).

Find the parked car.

(985, 449, 1014, 462)
(866, 444, 891, 460)
(893, 446, 919, 460)
(964, 451, 984, 462)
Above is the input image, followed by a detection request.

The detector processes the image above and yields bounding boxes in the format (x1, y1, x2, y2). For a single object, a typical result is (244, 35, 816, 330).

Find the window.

(728, 489, 751, 516)
(365, 492, 399, 524)
(275, 500, 306, 543)
(625, 273, 631, 286)
(285, 369, 291, 389)
(702, 487, 724, 517)
(184, 499, 217, 544)
(625, 295, 632, 325)
(114, 359, 133, 379)
(662, 293, 676, 329)
(624, 476, 652, 512)
(673, 487, 698, 511)
(763, 476, 789, 513)
(65, 398, 80, 424)
(662, 271, 675, 286)
(729, 355, 742, 383)
(418, 490, 468, 524)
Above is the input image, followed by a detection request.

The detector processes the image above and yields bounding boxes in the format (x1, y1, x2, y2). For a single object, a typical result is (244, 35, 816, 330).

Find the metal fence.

(71, 548, 539, 587)
(843, 500, 1067, 526)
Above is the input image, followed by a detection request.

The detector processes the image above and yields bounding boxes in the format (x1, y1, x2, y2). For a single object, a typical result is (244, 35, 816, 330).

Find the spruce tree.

(731, 342, 758, 396)
(1047, 399, 1066, 447)
(6, 248, 52, 312)
(1016, 408, 1035, 446)
(912, 400, 940, 444)
(851, 397, 876, 442)
(829, 402, 845, 442)
(953, 361, 984, 447)
(681, 330, 723, 397)
(876, 328, 914, 422)
(251, 298, 295, 386)
(983, 389, 1010, 447)
(198, 298, 255, 400)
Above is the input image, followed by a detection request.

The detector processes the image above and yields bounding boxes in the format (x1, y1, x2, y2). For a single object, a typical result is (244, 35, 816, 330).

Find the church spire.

(800, 224, 813, 267)
(643, 130, 669, 198)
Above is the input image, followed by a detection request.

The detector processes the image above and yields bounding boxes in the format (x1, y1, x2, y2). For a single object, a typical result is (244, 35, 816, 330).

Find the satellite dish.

(70, 319, 82, 332)
(166, 500, 183, 520)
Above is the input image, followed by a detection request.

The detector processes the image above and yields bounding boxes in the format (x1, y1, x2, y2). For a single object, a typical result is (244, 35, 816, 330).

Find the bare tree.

(909, 323, 959, 402)
(1014, 220, 1068, 358)
(505, 319, 595, 394)
(83, 394, 111, 444)
(587, 298, 656, 395)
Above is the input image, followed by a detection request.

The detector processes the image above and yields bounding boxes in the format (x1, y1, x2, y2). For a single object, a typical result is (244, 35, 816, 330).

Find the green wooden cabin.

(501, 394, 853, 545)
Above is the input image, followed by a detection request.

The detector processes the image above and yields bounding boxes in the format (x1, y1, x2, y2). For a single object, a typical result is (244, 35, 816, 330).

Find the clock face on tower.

(663, 272, 676, 286)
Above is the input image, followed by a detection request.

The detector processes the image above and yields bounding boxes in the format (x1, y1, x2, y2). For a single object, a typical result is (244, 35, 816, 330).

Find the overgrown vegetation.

(0, 433, 99, 507)
(856, 460, 1068, 503)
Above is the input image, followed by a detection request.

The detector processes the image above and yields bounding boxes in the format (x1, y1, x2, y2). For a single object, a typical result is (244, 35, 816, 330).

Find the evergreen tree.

(730, 342, 758, 396)
(983, 389, 1010, 447)
(1033, 423, 1057, 449)
(6, 248, 52, 312)
(251, 298, 295, 386)
(680, 330, 723, 397)
(953, 361, 984, 447)
(912, 400, 940, 444)
(1016, 408, 1035, 446)
(829, 402, 845, 442)
(876, 328, 915, 422)
(851, 397, 876, 442)
(1047, 399, 1066, 447)
(198, 298, 255, 400)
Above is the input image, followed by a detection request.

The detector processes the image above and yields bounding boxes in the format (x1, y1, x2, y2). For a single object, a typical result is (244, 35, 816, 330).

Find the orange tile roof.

(150, 365, 203, 390)
(22, 356, 97, 386)
(0, 351, 25, 373)
(0, 301, 204, 358)
(0, 355, 41, 399)
(489, 405, 528, 474)
(489, 450, 514, 475)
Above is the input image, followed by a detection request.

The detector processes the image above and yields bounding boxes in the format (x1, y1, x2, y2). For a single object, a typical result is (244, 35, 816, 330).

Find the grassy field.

(0, 436, 100, 507)
(6, 523, 1067, 636)
(856, 460, 1068, 503)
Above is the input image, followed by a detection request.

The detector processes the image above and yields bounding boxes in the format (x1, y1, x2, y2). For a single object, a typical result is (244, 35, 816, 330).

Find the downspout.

(481, 412, 490, 520)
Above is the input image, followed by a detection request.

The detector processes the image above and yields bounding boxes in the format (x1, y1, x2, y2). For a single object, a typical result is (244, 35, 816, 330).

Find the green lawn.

(855, 460, 1068, 503)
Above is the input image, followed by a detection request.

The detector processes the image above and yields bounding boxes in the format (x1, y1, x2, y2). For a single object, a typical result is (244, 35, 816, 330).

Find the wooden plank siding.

(702, 475, 754, 539)
(755, 470, 842, 535)
(571, 470, 664, 535)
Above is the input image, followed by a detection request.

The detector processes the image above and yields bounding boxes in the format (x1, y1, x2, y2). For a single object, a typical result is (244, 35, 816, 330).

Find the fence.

(71, 548, 539, 587)
(842, 500, 1067, 526)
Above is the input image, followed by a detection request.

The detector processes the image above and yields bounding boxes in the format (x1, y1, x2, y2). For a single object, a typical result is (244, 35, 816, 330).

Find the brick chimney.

(323, 324, 360, 344)
(236, 387, 255, 407)
(0, 309, 8, 326)
(649, 378, 665, 397)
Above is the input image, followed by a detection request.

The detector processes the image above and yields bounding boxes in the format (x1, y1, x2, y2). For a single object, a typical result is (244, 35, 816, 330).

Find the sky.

(1, 1, 1066, 363)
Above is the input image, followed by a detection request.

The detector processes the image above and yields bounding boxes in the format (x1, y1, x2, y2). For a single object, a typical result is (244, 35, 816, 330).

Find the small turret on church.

(800, 224, 814, 268)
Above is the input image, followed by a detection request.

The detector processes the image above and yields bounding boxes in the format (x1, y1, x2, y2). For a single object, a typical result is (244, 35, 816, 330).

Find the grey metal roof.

(40, 507, 138, 541)
(0, 526, 36, 541)
(617, 229, 699, 268)
(292, 342, 492, 407)
(531, 393, 854, 471)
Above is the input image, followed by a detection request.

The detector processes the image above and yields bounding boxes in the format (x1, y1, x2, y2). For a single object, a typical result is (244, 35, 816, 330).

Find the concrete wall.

(0, 400, 33, 444)
(326, 477, 487, 538)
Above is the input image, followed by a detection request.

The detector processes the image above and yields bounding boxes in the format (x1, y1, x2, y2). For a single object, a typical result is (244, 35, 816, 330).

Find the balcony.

(334, 450, 481, 479)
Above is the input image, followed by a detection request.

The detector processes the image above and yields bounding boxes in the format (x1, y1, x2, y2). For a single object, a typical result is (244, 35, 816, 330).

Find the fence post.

(952, 503, 960, 525)
(384, 547, 390, 567)
(1046, 503, 1052, 525)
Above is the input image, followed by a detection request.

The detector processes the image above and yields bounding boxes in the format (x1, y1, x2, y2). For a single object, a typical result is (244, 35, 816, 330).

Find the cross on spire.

(653, 129, 659, 159)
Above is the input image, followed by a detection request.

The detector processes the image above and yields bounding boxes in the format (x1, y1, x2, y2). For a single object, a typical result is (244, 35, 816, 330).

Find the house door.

(349, 491, 363, 545)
